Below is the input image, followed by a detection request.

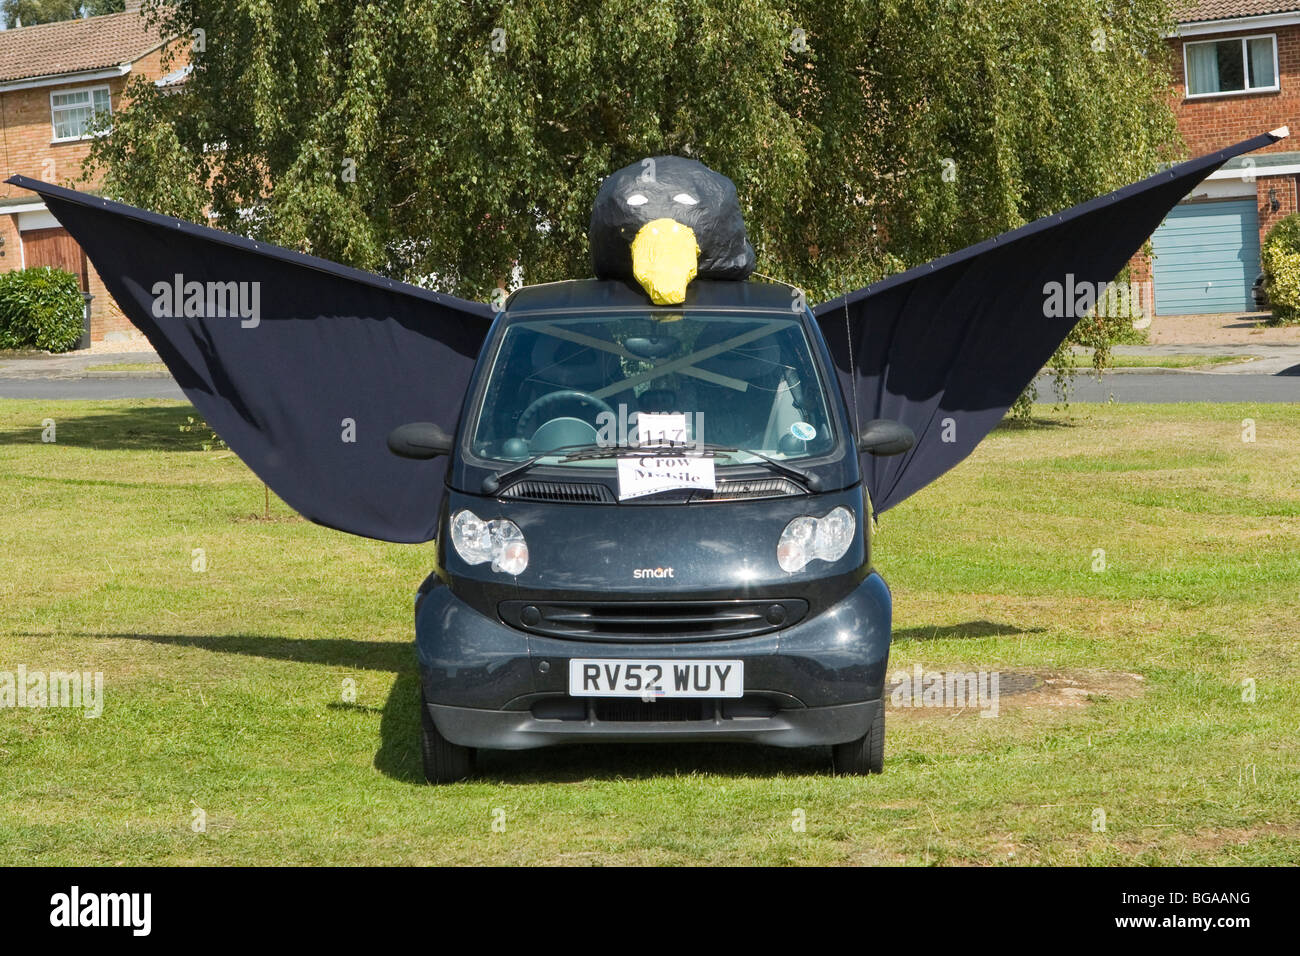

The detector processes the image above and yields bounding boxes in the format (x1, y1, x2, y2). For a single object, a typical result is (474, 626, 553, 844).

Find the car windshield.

(469, 310, 837, 466)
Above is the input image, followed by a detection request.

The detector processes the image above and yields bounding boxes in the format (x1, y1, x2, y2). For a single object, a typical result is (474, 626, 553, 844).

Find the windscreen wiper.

(485, 441, 712, 493)
(557, 442, 708, 463)
(707, 443, 823, 493)
(480, 443, 604, 494)
(561, 441, 822, 492)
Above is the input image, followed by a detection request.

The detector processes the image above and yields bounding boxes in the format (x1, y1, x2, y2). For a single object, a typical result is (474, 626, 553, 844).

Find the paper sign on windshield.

(617, 455, 716, 500)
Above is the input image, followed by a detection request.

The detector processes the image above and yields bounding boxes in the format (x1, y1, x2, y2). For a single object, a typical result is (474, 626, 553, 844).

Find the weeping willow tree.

(88, 0, 1181, 411)
(1, 0, 122, 26)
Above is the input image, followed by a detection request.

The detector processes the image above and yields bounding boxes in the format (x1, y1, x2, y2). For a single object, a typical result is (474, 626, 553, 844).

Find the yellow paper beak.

(630, 218, 700, 305)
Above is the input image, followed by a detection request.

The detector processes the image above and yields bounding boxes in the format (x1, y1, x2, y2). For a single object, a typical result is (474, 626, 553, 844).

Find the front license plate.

(568, 659, 744, 698)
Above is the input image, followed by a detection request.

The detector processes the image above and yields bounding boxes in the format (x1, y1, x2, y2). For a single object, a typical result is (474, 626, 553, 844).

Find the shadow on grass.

(893, 620, 1044, 642)
(8, 474, 201, 491)
(994, 416, 1076, 432)
(73, 631, 413, 672)
(41, 624, 1006, 784)
(0, 404, 201, 452)
(40, 630, 430, 783)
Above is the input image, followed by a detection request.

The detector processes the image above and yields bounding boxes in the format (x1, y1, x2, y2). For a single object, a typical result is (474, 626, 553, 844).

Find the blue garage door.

(1152, 200, 1259, 315)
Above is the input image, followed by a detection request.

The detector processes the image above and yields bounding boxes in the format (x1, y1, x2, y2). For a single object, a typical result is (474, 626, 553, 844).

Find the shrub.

(0, 267, 86, 352)
(1260, 214, 1300, 326)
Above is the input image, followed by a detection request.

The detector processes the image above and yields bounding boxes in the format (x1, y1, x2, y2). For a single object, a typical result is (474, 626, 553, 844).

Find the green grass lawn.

(1, 399, 1297, 865)
(83, 362, 170, 373)
(1065, 353, 1249, 369)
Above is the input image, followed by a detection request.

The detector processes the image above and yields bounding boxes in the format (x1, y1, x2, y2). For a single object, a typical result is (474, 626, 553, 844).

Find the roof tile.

(0, 10, 168, 84)
(1176, 1, 1300, 23)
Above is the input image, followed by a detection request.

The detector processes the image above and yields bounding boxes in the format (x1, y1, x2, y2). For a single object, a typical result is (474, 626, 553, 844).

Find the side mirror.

(857, 419, 915, 456)
(387, 422, 453, 460)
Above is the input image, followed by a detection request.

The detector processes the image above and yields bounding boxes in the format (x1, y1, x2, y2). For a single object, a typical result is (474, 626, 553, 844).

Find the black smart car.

(391, 278, 913, 782)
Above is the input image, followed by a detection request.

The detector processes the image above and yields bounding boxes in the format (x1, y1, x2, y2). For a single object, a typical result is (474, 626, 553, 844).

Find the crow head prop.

(589, 156, 756, 305)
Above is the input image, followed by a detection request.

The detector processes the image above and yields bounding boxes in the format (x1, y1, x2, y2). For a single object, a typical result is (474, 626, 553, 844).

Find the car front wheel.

(831, 700, 884, 774)
(420, 688, 475, 783)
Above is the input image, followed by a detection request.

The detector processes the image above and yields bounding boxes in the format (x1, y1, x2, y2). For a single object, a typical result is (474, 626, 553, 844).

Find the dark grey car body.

(415, 279, 891, 752)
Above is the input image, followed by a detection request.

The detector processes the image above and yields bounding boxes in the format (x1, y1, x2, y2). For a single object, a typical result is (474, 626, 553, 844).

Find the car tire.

(831, 700, 884, 774)
(420, 688, 475, 784)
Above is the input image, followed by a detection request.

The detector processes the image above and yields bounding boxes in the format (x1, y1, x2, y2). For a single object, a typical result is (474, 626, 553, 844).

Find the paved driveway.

(1040, 371, 1297, 403)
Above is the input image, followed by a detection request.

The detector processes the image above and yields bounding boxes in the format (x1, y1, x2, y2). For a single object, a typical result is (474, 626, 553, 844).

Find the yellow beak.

(630, 218, 700, 305)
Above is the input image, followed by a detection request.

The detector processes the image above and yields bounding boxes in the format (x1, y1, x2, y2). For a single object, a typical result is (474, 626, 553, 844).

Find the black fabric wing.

(7, 176, 492, 543)
(813, 131, 1285, 513)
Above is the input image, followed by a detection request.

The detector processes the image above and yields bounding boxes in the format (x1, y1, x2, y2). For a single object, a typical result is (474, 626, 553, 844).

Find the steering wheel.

(517, 389, 615, 438)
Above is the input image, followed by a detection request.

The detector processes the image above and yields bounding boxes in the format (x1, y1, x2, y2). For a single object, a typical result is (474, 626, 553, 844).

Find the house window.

(50, 85, 112, 141)
(1184, 34, 1278, 97)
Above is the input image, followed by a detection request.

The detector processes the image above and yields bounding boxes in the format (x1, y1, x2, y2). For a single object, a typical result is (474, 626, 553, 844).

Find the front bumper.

(415, 572, 892, 750)
(428, 698, 880, 749)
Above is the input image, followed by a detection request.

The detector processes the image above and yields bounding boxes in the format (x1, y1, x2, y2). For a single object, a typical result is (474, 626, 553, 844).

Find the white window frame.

(49, 83, 113, 143)
(1183, 33, 1280, 99)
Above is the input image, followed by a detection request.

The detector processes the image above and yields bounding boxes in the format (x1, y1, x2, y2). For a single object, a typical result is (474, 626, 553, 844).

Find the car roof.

(503, 278, 799, 316)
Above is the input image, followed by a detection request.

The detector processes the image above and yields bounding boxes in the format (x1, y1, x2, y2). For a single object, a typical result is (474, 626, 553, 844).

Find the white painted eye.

(673, 193, 698, 205)
(626, 193, 649, 206)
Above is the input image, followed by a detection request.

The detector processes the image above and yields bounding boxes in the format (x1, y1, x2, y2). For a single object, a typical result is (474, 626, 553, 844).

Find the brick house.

(1142, 1, 1300, 314)
(0, 0, 184, 343)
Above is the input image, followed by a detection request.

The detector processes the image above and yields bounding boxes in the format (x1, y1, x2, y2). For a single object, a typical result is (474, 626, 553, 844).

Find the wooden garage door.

(21, 227, 89, 291)
(1151, 199, 1259, 315)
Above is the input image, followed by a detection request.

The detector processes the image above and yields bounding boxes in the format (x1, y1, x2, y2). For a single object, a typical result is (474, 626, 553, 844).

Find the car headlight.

(776, 506, 855, 573)
(449, 509, 529, 575)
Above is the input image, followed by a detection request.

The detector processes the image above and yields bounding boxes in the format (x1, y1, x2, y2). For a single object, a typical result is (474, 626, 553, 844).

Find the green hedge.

(1260, 214, 1300, 326)
(0, 267, 86, 352)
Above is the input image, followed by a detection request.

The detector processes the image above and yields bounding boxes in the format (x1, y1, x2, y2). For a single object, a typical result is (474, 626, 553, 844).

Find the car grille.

(530, 695, 782, 722)
(500, 480, 615, 503)
(697, 477, 805, 500)
(499, 598, 808, 642)
(594, 698, 708, 721)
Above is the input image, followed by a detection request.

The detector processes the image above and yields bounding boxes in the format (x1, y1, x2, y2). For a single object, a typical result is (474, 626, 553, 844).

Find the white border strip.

(0, 64, 130, 93)
(1173, 12, 1300, 38)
